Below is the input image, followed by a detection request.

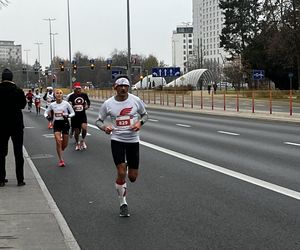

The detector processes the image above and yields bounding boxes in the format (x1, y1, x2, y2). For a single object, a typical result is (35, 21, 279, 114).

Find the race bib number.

(54, 111, 63, 117)
(74, 105, 84, 112)
(115, 115, 132, 129)
(35, 99, 41, 103)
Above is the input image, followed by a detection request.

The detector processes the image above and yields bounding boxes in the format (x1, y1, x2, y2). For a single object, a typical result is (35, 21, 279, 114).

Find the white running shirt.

(98, 93, 147, 143)
(44, 100, 75, 121)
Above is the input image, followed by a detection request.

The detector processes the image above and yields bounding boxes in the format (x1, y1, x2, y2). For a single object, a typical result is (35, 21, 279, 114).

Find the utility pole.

(24, 49, 30, 86)
(51, 33, 58, 60)
(127, 0, 132, 84)
(34, 42, 43, 88)
(43, 18, 56, 85)
(67, 0, 73, 89)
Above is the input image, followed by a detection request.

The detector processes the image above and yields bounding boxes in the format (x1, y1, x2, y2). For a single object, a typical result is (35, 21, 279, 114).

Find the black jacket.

(0, 80, 26, 129)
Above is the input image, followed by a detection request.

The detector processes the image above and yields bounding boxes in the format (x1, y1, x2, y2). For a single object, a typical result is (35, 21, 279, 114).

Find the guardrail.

(61, 88, 300, 116)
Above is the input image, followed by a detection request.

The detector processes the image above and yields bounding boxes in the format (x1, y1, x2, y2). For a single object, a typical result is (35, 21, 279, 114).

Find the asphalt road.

(23, 103, 300, 249)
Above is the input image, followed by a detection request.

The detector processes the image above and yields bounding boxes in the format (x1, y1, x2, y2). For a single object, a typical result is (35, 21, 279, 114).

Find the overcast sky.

(0, 0, 192, 67)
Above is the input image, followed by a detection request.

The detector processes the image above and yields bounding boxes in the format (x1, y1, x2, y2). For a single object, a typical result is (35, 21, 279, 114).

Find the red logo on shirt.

(119, 107, 133, 116)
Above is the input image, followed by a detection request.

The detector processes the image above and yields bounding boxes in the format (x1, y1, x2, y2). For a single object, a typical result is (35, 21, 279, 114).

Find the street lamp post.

(43, 18, 56, 81)
(127, 0, 132, 84)
(67, 0, 73, 89)
(24, 49, 30, 87)
(34, 42, 43, 88)
(51, 33, 58, 60)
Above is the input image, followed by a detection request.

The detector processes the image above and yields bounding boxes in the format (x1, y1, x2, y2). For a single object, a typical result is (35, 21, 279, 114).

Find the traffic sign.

(252, 69, 265, 80)
(107, 58, 112, 64)
(111, 70, 122, 80)
(152, 67, 181, 77)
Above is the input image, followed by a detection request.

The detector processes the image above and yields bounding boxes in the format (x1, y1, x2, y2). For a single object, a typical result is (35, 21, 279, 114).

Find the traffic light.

(34, 68, 38, 74)
(45, 70, 49, 76)
(22, 67, 26, 74)
(140, 75, 143, 87)
(59, 61, 65, 71)
(106, 58, 112, 70)
(72, 60, 77, 73)
(90, 59, 95, 70)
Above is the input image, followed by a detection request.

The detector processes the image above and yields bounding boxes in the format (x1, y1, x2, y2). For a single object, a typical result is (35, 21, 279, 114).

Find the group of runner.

(30, 75, 148, 217)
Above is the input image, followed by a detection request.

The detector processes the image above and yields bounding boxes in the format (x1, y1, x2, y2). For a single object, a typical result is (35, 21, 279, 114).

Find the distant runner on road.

(96, 75, 148, 217)
(67, 82, 90, 151)
(44, 89, 75, 167)
(33, 89, 42, 115)
(43, 87, 55, 128)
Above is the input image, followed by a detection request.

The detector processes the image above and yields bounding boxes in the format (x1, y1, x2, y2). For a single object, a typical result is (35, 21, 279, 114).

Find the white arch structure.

(165, 69, 213, 89)
(133, 75, 166, 89)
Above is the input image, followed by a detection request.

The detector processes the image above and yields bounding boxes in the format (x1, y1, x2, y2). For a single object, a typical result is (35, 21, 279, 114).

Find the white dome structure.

(165, 69, 213, 89)
(133, 75, 166, 89)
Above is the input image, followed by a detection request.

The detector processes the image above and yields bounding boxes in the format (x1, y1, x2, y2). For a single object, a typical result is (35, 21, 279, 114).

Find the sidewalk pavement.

(0, 142, 80, 250)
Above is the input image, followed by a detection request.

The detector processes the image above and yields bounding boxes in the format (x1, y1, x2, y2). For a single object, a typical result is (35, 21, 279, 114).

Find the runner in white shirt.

(44, 89, 75, 167)
(96, 75, 148, 217)
(33, 89, 42, 115)
(43, 87, 56, 128)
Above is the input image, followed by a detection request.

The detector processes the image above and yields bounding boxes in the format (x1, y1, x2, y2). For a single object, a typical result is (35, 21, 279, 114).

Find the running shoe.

(75, 144, 81, 151)
(119, 204, 130, 217)
(48, 122, 53, 129)
(58, 160, 65, 167)
(81, 141, 87, 150)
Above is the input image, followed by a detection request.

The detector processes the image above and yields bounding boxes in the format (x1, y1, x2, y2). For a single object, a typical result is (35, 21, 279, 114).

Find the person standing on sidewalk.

(0, 68, 27, 187)
(95, 75, 148, 217)
(67, 82, 90, 151)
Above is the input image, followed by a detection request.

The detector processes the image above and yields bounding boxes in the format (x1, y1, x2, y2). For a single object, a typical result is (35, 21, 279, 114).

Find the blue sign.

(111, 70, 122, 80)
(107, 58, 112, 64)
(252, 69, 265, 80)
(152, 67, 181, 77)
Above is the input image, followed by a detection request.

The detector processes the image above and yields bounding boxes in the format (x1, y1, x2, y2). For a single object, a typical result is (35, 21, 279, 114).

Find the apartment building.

(0, 40, 22, 64)
(192, 0, 227, 66)
(171, 24, 194, 74)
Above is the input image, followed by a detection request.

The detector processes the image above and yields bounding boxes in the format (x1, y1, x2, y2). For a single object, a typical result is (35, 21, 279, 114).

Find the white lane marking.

(176, 124, 191, 128)
(25, 126, 35, 129)
(284, 142, 300, 147)
(149, 119, 159, 122)
(23, 147, 81, 249)
(43, 134, 54, 138)
(88, 124, 99, 130)
(140, 141, 300, 201)
(88, 122, 300, 200)
(218, 131, 240, 136)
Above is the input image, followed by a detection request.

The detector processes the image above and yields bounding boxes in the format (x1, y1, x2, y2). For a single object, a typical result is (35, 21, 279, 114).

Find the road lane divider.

(218, 130, 240, 136)
(88, 123, 300, 201)
(140, 141, 300, 201)
(284, 142, 300, 147)
(176, 124, 191, 128)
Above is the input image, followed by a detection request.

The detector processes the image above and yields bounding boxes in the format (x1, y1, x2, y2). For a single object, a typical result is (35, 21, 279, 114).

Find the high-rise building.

(0, 40, 22, 64)
(192, 0, 227, 67)
(171, 24, 193, 74)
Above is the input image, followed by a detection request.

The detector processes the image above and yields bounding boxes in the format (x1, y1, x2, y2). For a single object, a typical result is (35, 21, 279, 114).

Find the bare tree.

(0, 0, 9, 8)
